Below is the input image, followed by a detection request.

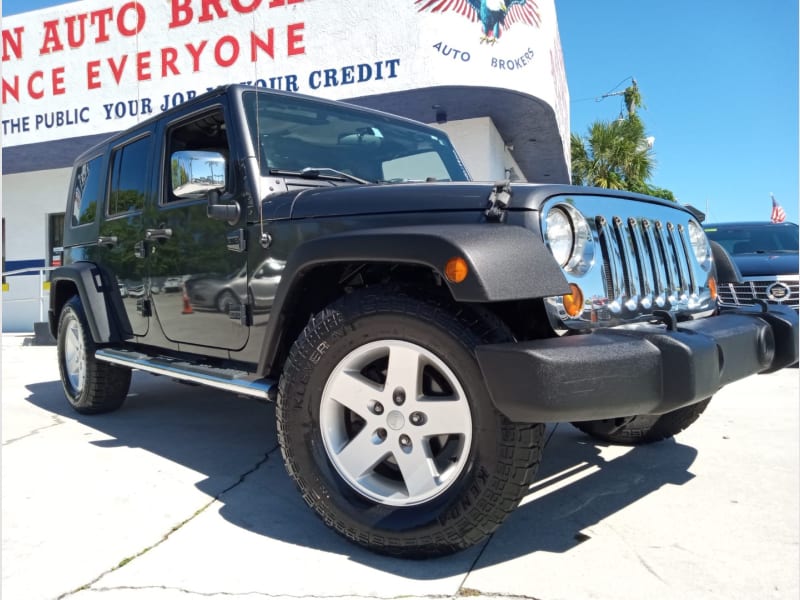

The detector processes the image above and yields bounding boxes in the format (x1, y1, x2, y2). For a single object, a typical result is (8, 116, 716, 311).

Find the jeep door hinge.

(227, 229, 246, 252)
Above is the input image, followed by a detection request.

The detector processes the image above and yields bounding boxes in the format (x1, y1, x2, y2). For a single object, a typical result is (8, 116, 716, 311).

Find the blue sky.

(557, 1, 798, 224)
(3, 0, 797, 224)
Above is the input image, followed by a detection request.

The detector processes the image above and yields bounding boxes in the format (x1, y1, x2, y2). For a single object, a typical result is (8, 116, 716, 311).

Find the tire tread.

(276, 287, 544, 557)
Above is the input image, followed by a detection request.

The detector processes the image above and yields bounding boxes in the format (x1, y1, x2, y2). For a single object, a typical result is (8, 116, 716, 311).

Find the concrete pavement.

(2, 332, 798, 600)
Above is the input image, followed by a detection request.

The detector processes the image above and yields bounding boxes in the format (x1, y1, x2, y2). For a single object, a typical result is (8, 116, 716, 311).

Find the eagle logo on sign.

(415, 0, 541, 44)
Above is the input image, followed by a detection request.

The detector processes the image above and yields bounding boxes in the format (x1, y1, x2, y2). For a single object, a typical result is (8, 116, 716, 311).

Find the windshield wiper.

(268, 167, 372, 185)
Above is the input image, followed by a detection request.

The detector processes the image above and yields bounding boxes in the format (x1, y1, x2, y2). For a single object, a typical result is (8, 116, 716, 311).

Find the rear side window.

(108, 136, 151, 216)
(70, 156, 103, 226)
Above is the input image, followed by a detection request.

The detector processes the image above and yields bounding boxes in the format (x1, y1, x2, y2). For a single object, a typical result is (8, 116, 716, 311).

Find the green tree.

(571, 82, 675, 201)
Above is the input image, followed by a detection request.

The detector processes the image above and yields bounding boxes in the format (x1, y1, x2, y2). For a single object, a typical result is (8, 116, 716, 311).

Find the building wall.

(437, 117, 523, 182)
(2, 168, 72, 331)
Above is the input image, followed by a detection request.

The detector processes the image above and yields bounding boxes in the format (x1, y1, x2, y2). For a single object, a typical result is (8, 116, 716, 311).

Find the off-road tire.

(57, 296, 131, 414)
(572, 399, 712, 445)
(276, 288, 545, 558)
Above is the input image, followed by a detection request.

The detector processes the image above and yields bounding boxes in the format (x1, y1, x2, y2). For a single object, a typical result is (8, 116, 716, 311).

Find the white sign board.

(2, 0, 568, 153)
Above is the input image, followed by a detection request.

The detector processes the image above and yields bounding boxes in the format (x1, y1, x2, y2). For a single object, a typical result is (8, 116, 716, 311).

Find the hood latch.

(485, 180, 512, 222)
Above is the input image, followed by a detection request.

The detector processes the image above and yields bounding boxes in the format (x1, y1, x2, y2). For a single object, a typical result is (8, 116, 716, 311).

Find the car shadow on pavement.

(25, 375, 699, 576)
(474, 424, 698, 566)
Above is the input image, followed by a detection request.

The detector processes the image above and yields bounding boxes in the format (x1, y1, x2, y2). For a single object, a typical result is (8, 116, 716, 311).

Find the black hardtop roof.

(72, 84, 449, 166)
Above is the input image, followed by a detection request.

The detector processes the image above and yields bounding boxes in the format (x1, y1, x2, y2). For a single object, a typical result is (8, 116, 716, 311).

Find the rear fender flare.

(49, 263, 125, 343)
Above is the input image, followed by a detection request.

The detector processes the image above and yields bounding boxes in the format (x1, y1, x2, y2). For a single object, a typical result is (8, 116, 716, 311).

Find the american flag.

(771, 194, 786, 223)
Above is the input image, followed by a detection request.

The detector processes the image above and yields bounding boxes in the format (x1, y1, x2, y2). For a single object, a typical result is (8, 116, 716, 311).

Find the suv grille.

(596, 215, 697, 313)
(717, 277, 800, 311)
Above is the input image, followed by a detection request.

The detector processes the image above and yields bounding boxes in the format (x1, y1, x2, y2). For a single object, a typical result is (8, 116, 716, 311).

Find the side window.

(108, 136, 151, 216)
(165, 109, 230, 203)
(70, 156, 103, 226)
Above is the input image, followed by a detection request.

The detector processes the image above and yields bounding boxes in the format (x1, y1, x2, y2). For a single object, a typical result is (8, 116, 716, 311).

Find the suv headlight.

(544, 204, 595, 275)
(687, 220, 712, 270)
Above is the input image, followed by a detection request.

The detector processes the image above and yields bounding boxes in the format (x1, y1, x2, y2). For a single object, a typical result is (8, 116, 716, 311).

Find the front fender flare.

(259, 223, 569, 373)
(281, 224, 568, 303)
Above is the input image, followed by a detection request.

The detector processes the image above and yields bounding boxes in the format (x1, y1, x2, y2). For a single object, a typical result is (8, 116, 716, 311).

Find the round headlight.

(545, 207, 574, 267)
(688, 220, 712, 270)
(545, 204, 595, 275)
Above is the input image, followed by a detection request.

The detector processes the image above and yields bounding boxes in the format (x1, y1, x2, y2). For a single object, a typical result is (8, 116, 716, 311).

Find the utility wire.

(596, 76, 634, 102)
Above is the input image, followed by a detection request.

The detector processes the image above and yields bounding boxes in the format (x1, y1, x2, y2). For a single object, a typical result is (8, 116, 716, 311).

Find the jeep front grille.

(540, 193, 716, 332)
(596, 214, 697, 313)
(717, 277, 800, 311)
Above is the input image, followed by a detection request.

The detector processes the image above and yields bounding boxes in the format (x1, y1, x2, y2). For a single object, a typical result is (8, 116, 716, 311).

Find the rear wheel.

(57, 296, 131, 414)
(572, 399, 711, 445)
(277, 288, 545, 557)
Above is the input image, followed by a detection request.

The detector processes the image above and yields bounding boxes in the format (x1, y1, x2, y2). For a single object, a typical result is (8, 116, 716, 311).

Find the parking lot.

(2, 332, 798, 600)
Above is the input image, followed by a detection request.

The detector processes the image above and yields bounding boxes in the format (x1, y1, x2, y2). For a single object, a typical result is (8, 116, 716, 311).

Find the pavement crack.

(2, 414, 64, 445)
(218, 443, 279, 497)
(458, 592, 543, 600)
(72, 588, 459, 598)
(57, 445, 278, 599)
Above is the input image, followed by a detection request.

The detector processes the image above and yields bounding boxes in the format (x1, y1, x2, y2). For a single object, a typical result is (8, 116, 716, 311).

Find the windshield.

(242, 91, 469, 184)
(704, 222, 799, 254)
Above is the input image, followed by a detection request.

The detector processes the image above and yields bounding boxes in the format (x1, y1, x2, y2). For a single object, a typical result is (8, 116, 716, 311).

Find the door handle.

(145, 228, 173, 240)
(97, 236, 118, 247)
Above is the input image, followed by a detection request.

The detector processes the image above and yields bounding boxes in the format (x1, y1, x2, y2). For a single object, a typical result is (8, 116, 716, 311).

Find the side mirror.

(171, 150, 240, 224)
(171, 150, 227, 199)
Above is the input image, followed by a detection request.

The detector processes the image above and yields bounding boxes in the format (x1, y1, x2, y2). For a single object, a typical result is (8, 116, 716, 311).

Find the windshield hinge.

(485, 180, 512, 222)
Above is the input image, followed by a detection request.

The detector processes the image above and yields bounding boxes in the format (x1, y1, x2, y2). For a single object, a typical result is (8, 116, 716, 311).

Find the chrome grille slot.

(597, 215, 696, 313)
(641, 219, 668, 308)
(628, 218, 655, 310)
(596, 216, 625, 310)
(614, 216, 642, 311)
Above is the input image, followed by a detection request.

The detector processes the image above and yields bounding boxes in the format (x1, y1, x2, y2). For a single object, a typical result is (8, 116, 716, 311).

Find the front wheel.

(571, 399, 711, 445)
(277, 289, 545, 557)
(57, 296, 131, 414)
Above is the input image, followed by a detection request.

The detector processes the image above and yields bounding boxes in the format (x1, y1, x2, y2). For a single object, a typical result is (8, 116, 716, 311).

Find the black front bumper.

(475, 305, 798, 423)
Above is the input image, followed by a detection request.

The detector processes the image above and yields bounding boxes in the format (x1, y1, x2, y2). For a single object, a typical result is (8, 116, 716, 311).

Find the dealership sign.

(2, 0, 568, 152)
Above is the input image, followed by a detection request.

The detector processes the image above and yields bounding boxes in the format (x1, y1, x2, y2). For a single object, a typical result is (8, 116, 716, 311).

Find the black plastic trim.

(475, 307, 798, 423)
(48, 262, 120, 343)
(710, 240, 742, 283)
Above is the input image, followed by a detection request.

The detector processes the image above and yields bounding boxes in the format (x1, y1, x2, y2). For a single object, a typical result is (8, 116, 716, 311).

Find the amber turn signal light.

(563, 283, 584, 317)
(709, 276, 718, 301)
(444, 257, 469, 283)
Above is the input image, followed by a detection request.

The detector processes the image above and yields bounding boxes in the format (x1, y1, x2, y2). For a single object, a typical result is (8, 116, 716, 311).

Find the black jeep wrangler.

(49, 84, 798, 557)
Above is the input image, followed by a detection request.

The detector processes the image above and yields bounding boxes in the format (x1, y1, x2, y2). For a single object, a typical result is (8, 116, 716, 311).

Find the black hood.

(260, 181, 683, 221)
(731, 252, 799, 277)
(285, 182, 494, 219)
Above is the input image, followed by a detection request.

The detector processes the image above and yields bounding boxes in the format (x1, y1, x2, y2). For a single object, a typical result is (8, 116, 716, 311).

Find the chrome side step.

(95, 348, 276, 401)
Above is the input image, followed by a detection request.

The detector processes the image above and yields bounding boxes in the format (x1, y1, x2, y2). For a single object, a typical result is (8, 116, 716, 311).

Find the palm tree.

(571, 114, 653, 190)
(571, 83, 674, 201)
